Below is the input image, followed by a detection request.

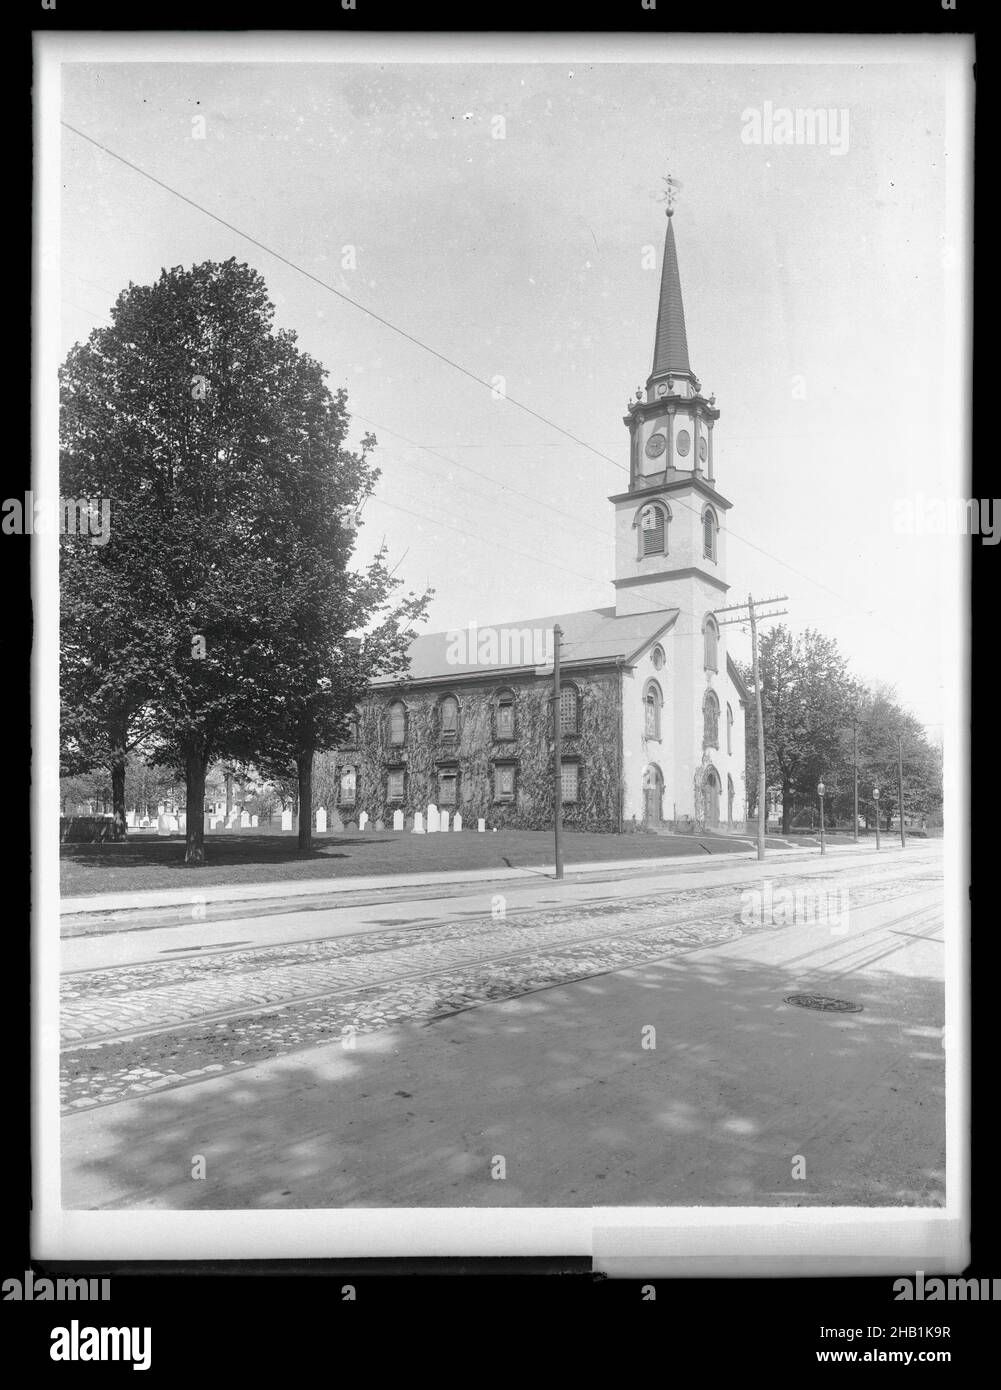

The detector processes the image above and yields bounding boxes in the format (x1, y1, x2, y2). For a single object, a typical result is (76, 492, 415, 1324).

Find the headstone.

(440, 811, 450, 833)
(453, 813, 462, 832)
(204, 814, 213, 833)
(281, 809, 293, 831)
(240, 812, 250, 828)
(393, 809, 404, 831)
(412, 811, 425, 834)
(251, 815, 258, 828)
(177, 813, 186, 832)
(330, 807, 344, 833)
(359, 811, 369, 832)
(316, 807, 327, 833)
(375, 819, 384, 832)
(477, 818, 485, 833)
(157, 803, 165, 816)
(126, 810, 137, 828)
(225, 812, 238, 830)
(140, 816, 150, 829)
(167, 815, 179, 832)
(156, 814, 171, 837)
(426, 804, 440, 834)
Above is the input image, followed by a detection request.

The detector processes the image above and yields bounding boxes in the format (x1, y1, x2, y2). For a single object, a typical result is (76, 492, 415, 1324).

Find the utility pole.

(852, 720, 859, 844)
(898, 733, 906, 848)
(553, 624, 564, 881)
(716, 593, 788, 862)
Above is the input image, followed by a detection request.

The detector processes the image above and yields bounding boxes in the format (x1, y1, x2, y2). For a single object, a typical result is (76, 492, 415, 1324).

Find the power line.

(59, 119, 911, 640)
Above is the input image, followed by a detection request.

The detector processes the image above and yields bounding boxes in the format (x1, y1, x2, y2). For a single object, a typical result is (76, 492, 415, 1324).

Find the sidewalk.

(60, 838, 912, 920)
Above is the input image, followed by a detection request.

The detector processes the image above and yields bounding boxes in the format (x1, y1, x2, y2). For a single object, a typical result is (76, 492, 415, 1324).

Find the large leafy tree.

(745, 626, 855, 833)
(60, 256, 423, 865)
(742, 628, 943, 831)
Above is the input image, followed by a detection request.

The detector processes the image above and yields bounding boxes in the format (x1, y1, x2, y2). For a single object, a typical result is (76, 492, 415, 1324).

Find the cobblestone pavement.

(60, 868, 940, 1113)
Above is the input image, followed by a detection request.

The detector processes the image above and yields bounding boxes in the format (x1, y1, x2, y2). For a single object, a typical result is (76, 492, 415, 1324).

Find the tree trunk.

(297, 750, 313, 852)
(184, 747, 209, 865)
(111, 746, 128, 841)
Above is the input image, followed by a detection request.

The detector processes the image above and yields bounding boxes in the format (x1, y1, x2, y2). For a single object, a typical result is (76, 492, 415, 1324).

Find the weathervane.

(659, 173, 683, 218)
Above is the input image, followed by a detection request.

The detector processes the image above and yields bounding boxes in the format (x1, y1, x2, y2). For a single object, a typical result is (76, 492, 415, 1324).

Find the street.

(60, 843, 946, 1209)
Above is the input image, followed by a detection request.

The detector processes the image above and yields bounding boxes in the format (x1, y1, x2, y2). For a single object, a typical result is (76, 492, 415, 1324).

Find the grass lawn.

(59, 827, 778, 898)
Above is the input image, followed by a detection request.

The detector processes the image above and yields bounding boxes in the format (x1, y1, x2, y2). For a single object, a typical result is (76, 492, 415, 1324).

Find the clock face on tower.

(676, 429, 691, 458)
(699, 437, 708, 463)
(645, 432, 667, 459)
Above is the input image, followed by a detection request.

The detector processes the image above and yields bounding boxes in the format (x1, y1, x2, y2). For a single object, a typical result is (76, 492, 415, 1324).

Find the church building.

(335, 197, 749, 834)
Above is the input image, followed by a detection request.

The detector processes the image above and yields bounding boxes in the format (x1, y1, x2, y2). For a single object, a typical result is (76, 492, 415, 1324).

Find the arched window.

(495, 688, 515, 740)
(638, 502, 670, 557)
(726, 703, 734, 755)
(703, 690, 720, 748)
(439, 695, 459, 739)
(388, 701, 406, 746)
(702, 507, 718, 561)
(703, 616, 719, 672)
(559, 683, 579, 736)
(643, 679, 663, 740)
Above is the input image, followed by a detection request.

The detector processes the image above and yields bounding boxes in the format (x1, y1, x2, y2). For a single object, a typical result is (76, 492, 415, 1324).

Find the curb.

(57, 839, 900, 919)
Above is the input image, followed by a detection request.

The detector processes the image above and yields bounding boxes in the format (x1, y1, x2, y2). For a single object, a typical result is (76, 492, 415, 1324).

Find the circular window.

(698, 437, 708, 462)
(651, 645, 665, 671)
(676, 429, 691, 458)
(645, 432, 667, 459)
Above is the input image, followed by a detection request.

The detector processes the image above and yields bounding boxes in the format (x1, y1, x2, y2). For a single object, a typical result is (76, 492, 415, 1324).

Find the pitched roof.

(651, 215, 692, 378)
(372, 605, 679, 685)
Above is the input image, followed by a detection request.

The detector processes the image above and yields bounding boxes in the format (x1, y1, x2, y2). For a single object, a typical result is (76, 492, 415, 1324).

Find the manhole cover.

(784, 993, 862, 1013)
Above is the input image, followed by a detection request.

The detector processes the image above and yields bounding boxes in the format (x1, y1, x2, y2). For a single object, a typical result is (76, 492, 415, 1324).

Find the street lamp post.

(873, 787, 881, 851)
(817, 780, 826, 855)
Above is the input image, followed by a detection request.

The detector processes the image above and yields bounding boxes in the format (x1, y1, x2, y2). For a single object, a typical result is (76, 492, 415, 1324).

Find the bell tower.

(611, 178, 732, 621)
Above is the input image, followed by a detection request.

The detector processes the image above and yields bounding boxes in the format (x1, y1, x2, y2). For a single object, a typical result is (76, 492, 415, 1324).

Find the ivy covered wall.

(336, 666, 622, 833)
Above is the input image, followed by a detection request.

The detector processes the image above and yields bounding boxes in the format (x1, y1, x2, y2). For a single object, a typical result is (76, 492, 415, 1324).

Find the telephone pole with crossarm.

(716, 595, 789, 861)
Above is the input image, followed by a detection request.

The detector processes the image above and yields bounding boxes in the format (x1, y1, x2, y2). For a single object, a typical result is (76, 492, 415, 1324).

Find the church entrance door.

(643, 765, 664, 827)
(704, 769, 721, 829)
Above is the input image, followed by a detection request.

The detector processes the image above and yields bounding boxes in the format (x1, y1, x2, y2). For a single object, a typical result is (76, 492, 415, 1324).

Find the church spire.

(650, 213, 692, 380)
(650, 176, 695, 383)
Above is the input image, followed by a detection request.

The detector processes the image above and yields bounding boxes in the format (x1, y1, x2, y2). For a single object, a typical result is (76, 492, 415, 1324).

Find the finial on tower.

(660, 173, 683, 218)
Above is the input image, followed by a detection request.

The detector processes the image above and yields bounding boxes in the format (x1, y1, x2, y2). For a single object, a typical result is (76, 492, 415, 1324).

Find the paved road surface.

(60, 844, 946, 1209)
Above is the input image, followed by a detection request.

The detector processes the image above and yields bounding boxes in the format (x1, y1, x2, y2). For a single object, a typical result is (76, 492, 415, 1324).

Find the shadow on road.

(63, 948, 946, 1212)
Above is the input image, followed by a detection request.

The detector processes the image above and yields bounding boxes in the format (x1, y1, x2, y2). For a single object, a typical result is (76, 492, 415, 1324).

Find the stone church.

(335, 199, 749, 834)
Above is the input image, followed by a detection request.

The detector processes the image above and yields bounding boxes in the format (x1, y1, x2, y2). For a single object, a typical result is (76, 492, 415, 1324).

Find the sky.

(56, 40, 970, 738)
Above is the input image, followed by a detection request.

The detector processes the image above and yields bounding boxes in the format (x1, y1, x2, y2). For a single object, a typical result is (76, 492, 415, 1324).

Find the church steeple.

(610, 179, 732, 619)
(650, 213, 692, 382)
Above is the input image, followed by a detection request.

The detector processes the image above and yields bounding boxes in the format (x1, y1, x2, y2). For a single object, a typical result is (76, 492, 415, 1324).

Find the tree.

(59, 257, 389, 864)
(744, 626, 855, 833)
(258, 543, 432, 852)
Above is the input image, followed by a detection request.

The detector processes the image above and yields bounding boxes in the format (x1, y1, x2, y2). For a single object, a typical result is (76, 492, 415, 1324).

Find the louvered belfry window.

(641, 505, 666, 556)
